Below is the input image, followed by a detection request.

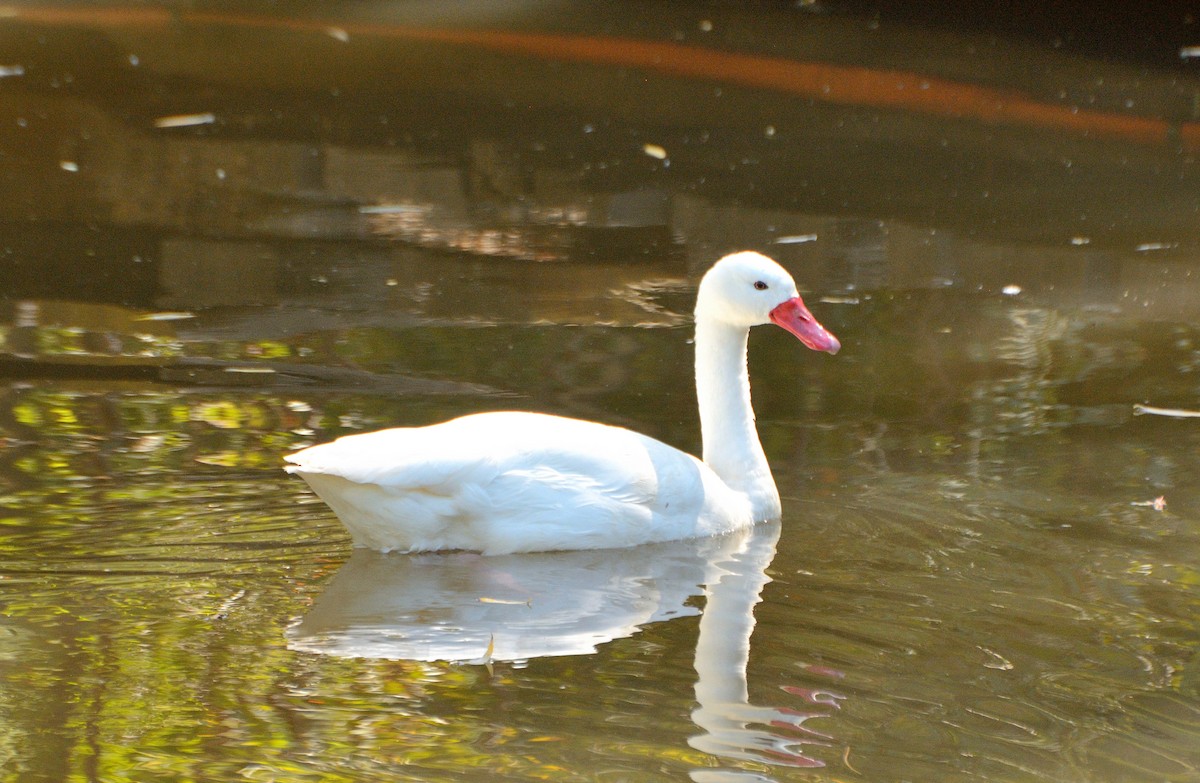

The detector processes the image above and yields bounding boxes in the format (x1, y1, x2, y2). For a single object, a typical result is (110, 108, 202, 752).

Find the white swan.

(284, 251, 840, 554)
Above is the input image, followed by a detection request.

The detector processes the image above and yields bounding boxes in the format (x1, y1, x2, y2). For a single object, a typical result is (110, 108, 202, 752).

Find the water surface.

(0, 3, 1198, 782)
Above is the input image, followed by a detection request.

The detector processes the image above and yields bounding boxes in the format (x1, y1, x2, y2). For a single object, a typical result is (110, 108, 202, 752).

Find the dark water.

(1, 3, 1199, 782)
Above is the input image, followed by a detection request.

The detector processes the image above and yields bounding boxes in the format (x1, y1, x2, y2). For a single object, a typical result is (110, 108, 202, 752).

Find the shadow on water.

(0, 2, 1199, 781)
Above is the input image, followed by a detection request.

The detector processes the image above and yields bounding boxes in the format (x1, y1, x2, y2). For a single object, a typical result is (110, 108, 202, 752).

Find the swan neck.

(694, 319, 778, 516)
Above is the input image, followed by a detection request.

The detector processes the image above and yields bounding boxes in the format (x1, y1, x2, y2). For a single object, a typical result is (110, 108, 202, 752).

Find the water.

(1, 4, 1199, 782)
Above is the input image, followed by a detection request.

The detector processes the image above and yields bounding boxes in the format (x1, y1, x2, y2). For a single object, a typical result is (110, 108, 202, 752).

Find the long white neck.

(694, 317, 781, 520)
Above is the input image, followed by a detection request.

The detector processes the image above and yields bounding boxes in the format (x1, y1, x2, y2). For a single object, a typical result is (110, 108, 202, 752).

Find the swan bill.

(768, 297, 841, 354)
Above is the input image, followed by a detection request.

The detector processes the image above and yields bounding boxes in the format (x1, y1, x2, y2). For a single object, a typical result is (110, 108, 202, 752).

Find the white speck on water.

(1135, 242, 1178, 252)
(1070, 236, 1091, 245)
(1180, 45, 1200, 59)
(764, 125, 776, 137)
(326, 27, 350, 42)
(699, 19, 713, 32)
(0, 65, 24, 78)
(774, 234, 818, 244)
(128, 54, 139, 67)
(1002, 285, 1022, 296)
(59, 160, 79, 172)
(215, 168, 226, 180)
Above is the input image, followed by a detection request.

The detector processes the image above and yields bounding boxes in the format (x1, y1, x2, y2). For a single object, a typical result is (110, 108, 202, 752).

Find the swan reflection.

(687, 521, 838, 773)
(287, 532, 731, 662)
(288, 520, 843, 775)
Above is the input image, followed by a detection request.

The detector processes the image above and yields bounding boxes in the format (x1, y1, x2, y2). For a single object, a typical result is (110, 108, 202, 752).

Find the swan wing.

(285, 412, 750, 553)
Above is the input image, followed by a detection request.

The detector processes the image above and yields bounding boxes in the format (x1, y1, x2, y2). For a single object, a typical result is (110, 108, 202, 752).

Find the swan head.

(695, 251, 840, 354)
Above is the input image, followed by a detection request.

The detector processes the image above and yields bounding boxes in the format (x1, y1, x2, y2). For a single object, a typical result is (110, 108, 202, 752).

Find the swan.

(284, 251, 840, 554)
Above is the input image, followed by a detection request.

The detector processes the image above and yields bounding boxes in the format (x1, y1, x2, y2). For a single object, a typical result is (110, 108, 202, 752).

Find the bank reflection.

(288, 520, 844, 774)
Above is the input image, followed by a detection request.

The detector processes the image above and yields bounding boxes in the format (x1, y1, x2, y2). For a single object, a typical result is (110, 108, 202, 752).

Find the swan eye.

(753, 281, 769, 290)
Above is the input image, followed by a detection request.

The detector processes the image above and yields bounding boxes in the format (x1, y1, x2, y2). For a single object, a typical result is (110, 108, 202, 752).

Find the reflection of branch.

(0, 355, 500, 395)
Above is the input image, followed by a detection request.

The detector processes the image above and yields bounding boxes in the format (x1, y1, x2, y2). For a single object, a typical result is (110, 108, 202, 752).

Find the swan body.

(285, 251, 839, 554)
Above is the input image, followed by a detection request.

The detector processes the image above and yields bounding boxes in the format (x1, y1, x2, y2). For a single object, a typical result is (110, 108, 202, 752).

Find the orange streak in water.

(387, 26, 1173, 146)
(10, 6, 1197, 149)
(4, 6, 173, 28)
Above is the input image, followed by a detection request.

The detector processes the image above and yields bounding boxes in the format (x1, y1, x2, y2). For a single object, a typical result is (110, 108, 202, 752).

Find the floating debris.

(194, 453, 241, 467)
(1001, 284, 1022, 296)
(1180, 45, 1200, 59)
(978, 646, 1014, 670)
(843, 746, 861, 775)
(59, 160, 79, 173)
(1131, 496, 1167, 511)
(642, 143, 668, 160)
(0, 65, 24, 78)
(128, 434, 166, 453)
(819, 296, 860, 305)
(478, 596, 532, 606)
(774, 234, 818, 244)
(1132, 403, 1200, 418)
(326, 26, 350, 42)
(153, 112, 216, 129)
(1070, 236, 1091, 246)
(136, 311, 195, 321)
(223, 366, 277, 374)
(466, 634, 496, 670)
(358, 204, 422, 215)
(210, 589, 247, 621)
(1135, 242, 1178, 252)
